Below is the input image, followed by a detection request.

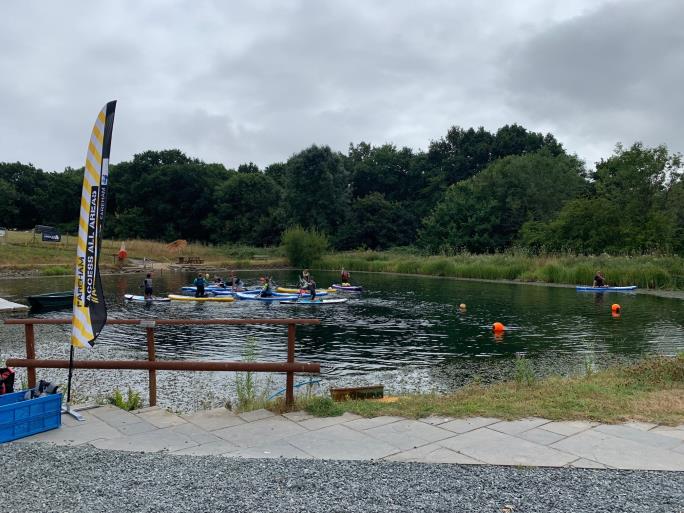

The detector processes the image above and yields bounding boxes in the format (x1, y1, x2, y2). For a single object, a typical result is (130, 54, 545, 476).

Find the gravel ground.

(1, 444, 682, 513)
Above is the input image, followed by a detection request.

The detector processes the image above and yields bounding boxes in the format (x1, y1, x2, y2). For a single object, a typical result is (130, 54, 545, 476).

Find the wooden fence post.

(286, 323, 296, 407)
(145, 326, 157, 407)
(25, 324, 36, 388)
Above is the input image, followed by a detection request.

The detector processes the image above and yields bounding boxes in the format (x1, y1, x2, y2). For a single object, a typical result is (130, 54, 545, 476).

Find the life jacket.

(0, 367, 15, 395)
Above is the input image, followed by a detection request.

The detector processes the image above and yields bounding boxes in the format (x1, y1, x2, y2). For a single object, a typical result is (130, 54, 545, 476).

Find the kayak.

(332, 284, 363, 292)
(235, 292, 300, 301)
(277, 287, 335, 295)
(168, 294, 235, 302)
(124, 294, 170, 302)
(280, 298, 349, 305)
(575, 286, 637, 292)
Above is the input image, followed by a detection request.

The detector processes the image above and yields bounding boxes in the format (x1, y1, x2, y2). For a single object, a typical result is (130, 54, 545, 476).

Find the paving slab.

(343, 416, 404, 431)
(592, 424, 683, 450)
(287, 424, 399, 460)
(540, 420, 597, 437)
(181, 408, 246, 431)
(226, 440, 313, 459)
(135, 407, 188, 428)
(418, 416, 455, 426)
(551, 430, 684, 471)
(569, 458, 608, 469)
(213, 416, 307, 448)
(297, 412, 363, 431)
(439, 417, 499, 434)
(282, 411, 314, 422)
(90, 427, 198, 453)
(438, 428, 577, 467)
(238, 408, 275, 422)
(16, 419, 123, 446)
(650, 426, 684, 441)
(488, 418, 550, 435)
(364, 419, 454, 451)
(516, 427, 566, 446)
(624, 421, 659, 432)
(385, 443, 483, 464)
(168, 422, 223, 445)
(172, 440, 239, 456)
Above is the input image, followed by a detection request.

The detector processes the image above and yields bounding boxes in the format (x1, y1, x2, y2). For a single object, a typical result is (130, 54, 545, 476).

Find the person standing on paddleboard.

(307, 276, 317, 301)
(194, 273, 206, 297)
(593, 271, 608, 287)
(143, 273, 153, 300)
(341, 268, 351, 285)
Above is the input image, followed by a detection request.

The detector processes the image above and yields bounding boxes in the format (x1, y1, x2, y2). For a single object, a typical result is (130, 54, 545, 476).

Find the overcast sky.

(1, 0, 682, 172)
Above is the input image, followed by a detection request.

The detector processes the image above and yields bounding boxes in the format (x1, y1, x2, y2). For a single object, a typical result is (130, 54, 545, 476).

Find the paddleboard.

(168, 294, 235, 302)
(280, 298, 348, 305)
(235, 292, 299, 301)
(276, 287, 331, 296)
(331, 284, 363, 292)
(575, 286, 637, 292)
(124, 294, 170, 303)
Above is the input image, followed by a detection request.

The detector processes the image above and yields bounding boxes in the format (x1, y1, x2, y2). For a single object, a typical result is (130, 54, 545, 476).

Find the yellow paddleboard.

(276, 287, 336, 294)
(168, 294, 235, 302)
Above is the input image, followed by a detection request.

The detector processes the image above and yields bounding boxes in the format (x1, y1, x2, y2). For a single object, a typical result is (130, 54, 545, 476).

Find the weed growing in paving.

(109, 387, 143, 411)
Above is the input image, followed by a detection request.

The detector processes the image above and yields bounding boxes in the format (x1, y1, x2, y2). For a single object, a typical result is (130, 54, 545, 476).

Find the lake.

(1, 270, 682, 410)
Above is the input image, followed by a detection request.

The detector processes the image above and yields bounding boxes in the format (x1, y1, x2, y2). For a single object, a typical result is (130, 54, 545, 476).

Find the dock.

(0, 297, 29, 314)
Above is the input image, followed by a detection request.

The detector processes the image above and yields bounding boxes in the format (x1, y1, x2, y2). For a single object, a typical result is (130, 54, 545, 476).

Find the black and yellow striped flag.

(71, 101, 117, 349)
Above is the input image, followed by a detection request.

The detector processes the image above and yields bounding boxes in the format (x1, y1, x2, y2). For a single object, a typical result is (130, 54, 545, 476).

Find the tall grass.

(319, 251, 684, 289)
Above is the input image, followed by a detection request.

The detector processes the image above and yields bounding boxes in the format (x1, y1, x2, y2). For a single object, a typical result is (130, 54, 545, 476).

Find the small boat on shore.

(26, 291, 72, 311)
(330, 385, 384, 402)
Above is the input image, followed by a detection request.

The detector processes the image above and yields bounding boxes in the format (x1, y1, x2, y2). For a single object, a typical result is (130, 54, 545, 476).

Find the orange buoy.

(611, 303, 621, 314)
(492, 322, 505, 332)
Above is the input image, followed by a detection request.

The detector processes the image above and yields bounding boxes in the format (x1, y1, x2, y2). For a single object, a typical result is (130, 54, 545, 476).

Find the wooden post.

(146, 327, 157, 407)
(25, 324, 36, 388)
(285, 323, 296, 407)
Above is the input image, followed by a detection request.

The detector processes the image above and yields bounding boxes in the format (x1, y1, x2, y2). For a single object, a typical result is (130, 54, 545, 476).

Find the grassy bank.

(293, 355, 684, 425)
(0, 231, 285, 271)
(319, 250, 684, 290)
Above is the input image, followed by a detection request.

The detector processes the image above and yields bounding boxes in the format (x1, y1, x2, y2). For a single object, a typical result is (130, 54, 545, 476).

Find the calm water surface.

(1, 270, 682, 406)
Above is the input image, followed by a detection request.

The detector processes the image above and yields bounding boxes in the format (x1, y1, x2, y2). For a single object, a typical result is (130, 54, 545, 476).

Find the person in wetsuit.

(143, 273, 153, 300)
(593, 271, 607, 287)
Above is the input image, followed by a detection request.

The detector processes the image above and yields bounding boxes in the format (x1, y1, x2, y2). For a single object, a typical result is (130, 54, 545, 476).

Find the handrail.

(3, 317, 321, 407)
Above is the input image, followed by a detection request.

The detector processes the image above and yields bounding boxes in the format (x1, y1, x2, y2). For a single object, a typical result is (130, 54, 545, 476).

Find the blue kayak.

(576, 286, 637, 292)
(280, 298, 348, 305)
(235, 292, 300, 301)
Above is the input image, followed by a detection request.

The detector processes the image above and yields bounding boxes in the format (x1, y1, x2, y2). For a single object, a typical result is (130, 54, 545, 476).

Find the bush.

(304, 396, 344, 417)
(41, 266, 71, 276)
(281, 226, 328, 268)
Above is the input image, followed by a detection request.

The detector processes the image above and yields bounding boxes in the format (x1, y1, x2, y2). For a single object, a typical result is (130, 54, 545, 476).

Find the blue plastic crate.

(0, 391, 62, 443)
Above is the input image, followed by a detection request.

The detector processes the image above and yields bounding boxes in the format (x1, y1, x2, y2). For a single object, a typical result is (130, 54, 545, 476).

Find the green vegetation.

(234, 337, 273, 412)
(320, 355, 684, 425)
(302, 396, 344, 417)
(41, 265, 71, 276)
(319, 251, 684, 289)
(281, 226, 328, 268)
(109, 387, 143, 411)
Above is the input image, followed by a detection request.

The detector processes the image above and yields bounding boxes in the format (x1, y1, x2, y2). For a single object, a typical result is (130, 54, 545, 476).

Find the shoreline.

(2, 266, 684, 301)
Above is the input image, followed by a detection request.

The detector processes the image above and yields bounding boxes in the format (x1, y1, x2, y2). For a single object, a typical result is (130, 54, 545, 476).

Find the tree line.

(1, 124, 682, 255)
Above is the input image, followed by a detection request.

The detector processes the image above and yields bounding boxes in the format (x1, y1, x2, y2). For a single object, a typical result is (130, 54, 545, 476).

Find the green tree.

(207, 172, 284, 245)
(283, 145, 350, 237)
(0, 178, 18, 225)
(420, 151, 586, 253)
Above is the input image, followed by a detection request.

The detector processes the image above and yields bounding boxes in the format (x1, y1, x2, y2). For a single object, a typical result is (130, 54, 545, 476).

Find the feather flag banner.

(71, 101, 117, 349)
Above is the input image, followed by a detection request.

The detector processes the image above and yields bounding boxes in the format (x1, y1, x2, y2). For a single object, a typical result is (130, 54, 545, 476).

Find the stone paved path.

(17, 405, 684, 470)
